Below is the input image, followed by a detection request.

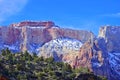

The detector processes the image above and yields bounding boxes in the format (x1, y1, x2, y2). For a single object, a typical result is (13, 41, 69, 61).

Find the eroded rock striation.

(0, 21, 120, 80)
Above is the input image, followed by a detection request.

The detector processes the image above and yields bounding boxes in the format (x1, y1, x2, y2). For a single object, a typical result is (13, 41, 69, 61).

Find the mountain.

(0, 21, 120, 80)
(98, 26, 120, 80)
(0, 21, 93, 53)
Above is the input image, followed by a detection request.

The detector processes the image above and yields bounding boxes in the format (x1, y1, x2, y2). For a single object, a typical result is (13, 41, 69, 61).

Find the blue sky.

(0, 0, 120, 35)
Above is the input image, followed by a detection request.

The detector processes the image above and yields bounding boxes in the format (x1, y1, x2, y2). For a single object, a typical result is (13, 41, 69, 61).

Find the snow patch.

(111, 30, 117, 34)
(108, 53, 120, 75)
(27, 26, 46, 29)
(43, 38, 83, 51)
(38, 37, 83, 56)
(0, 42, 20, 52)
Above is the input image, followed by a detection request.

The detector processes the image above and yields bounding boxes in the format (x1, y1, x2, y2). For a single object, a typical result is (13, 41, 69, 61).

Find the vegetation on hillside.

(0, 48, 107, 80)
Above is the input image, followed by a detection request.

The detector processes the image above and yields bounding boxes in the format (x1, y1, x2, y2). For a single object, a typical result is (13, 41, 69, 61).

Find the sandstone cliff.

(98, 26, 120, 53)
(98, 26, 120, 80)
(0, 21, 94, 53)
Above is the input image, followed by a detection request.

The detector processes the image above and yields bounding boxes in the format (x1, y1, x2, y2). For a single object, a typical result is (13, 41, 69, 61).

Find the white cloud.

(0, 0, 28, 23)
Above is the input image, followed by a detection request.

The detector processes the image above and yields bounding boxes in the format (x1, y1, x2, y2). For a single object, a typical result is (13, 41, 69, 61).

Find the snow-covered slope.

(38, 38, 83, 59)
(43, 37, 82, 51)
(108, 53, 120, 80)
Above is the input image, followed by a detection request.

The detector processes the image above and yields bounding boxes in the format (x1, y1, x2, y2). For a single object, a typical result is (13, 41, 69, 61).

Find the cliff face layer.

(0, 21, 120, 80)
(0, 21, 93, 53)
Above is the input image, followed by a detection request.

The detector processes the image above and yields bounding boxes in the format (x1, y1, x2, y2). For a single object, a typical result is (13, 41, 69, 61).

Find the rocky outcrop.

(10, 21, 55, 27)
(98, 26, 120, 53)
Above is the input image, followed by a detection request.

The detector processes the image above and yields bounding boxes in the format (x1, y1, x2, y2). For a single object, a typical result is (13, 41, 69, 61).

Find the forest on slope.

(0, 48, 107, 80)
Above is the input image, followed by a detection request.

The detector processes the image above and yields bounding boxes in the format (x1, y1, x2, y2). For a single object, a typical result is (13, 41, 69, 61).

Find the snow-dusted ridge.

(42, 37, 82, 51)
(38, 37, 83, 57)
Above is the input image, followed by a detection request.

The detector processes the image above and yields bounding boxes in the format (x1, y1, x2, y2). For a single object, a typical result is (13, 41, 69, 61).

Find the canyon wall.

(0, 21, 94, 53)
(0, 21, 120, 80)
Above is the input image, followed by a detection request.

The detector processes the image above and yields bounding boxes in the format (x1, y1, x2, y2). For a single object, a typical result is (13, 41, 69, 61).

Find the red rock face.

(1, 27, 21, 45)
(61, 41, 93, 70)
(25, 26, 93, 52)
(7, 28, 21, 44)
(47, 27, 63, 39)
(0, 21, 93, 52)
(61, 39, 108, 77)
(11, 21, 55, 28)
(61, 28, 94, 43)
